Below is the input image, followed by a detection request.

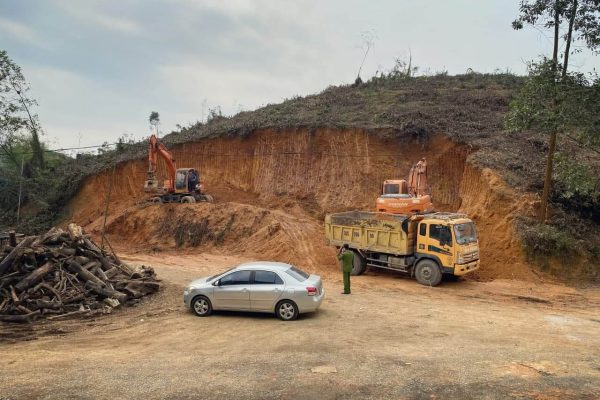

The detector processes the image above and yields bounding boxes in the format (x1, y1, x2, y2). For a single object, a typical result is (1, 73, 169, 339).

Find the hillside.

(7, 73, 600, 282)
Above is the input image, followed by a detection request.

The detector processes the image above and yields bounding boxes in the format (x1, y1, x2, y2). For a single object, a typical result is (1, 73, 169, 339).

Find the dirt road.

(1, 251, 599, 400)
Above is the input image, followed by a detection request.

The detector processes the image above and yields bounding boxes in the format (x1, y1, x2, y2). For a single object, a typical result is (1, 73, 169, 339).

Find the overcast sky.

(1, 0, 599, 152)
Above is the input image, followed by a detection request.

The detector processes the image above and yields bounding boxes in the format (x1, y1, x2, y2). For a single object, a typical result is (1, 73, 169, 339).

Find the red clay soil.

(66, 128, 540, 281)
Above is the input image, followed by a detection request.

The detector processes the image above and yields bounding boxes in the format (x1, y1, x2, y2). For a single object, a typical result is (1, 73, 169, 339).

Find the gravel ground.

(0, 251, 599, 400)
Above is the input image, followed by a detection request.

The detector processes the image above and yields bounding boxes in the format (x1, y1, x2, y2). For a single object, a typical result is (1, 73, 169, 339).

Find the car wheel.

(191, 296, 212, 317)
(276, 300, 299, 321)
(415, 259, 443, 287)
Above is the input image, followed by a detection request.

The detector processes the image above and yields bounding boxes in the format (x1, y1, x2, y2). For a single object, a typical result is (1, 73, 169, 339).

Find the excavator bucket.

(144, 178, 160, 192)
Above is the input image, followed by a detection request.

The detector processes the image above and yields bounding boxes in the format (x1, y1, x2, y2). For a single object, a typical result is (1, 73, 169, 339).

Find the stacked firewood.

(0, 224, 160, 323)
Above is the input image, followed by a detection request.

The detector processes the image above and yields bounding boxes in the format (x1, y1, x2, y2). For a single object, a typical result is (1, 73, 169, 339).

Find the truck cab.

(415, 214, 480, 277)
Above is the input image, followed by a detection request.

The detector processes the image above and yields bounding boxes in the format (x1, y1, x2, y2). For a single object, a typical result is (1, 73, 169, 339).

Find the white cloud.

(91, 14, 143, 35)
(0, 17, 48, 47)
(55, 1, 143, 35)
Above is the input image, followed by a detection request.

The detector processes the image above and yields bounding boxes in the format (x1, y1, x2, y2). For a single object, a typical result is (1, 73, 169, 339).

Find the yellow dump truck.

(324, 211, 480, 286)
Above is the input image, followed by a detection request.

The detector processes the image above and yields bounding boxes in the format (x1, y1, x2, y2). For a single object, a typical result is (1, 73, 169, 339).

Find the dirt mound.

(103, 202, 336, 273)
(66, 128, 540, 281)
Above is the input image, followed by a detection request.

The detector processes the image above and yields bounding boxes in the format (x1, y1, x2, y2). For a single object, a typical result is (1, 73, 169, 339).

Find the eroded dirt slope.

(67, 128, 537, 280)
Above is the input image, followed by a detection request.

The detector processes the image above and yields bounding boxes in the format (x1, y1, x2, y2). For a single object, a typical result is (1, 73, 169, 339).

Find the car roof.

(233, 261, 293, 272)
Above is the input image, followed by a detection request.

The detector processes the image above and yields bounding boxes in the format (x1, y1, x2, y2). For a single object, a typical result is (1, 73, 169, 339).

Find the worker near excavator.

(188, 169, 198, 192)
(337, 244, 354, 294)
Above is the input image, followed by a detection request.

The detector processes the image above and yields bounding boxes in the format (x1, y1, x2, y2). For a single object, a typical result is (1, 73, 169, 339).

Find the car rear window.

(285, 266, 310, 281)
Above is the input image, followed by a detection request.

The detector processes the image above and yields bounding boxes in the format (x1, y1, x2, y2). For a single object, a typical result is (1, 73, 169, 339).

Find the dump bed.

(324, 211, 416, 256)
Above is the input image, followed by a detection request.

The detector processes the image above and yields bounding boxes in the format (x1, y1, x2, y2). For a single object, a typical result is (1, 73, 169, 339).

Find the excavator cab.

(174, 168, 200, 193)
(382, 180, 409, 195)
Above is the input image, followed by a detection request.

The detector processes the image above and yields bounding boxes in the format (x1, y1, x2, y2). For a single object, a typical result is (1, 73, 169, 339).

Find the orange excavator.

(143, 134, 213, 203)
(375, 157, 434, 214)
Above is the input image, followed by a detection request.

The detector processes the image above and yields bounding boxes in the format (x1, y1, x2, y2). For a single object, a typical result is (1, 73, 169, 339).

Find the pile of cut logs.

(0, 224, 160, 323)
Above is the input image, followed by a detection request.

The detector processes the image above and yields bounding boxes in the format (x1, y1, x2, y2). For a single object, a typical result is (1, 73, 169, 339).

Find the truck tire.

(351, 250, 367, 276)
(150, 197, 163, 204)
(414, 259, 442, 287)
(181, 196, 196, 203)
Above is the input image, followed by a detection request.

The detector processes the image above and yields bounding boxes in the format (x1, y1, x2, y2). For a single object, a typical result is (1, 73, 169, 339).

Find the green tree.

(0, 50, 44, 170)
(510, 0, 600, 222)
(149, 111, 160, 135)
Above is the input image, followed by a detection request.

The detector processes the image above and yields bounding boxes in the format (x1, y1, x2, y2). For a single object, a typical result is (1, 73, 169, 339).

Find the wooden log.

(9, 231, 16, 247)
(63, 293, 85, 304)
(46, 309, 89, 320)
(56, 247, 76, 257)
(65, 261, 105, 287)
(83, 237, 102, 255)
(104, 266, 119, 279)
(74, 256, 91, 266)
(10, 285, 19, 304)
(31, 227, 62, 247)
(67, 223, 84, 244)
(82, 261, 101, 271)
(0, 310, 40, 322)
(33, 282, 63, 303)
(0, 236, 35, 275)
(17, 305, 33, 314)
(14, 261, 55, 292)
(32, 299, 63, 310)
(86, 282, 128, 303)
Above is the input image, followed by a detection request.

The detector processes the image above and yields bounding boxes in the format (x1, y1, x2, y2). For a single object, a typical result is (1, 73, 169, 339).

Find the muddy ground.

(1, 251, 598, 400)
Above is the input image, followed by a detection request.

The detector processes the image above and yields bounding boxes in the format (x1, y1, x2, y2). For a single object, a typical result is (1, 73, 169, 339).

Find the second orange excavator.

(143, 134, 213, 204)
(375, 158, 434, 214)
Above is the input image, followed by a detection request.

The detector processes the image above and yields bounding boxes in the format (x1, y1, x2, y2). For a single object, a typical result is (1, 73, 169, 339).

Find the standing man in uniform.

(337, 244, 354, 294)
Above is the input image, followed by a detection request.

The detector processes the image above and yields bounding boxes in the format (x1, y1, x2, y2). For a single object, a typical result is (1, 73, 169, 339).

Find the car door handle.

(242, 288, 248, 292)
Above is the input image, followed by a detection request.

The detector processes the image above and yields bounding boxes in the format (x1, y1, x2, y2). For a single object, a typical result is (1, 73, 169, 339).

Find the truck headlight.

(457, 253, 465, 264)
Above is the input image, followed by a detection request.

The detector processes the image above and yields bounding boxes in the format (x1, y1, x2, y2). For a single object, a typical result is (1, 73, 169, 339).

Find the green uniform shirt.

(338, 250, 354, 273)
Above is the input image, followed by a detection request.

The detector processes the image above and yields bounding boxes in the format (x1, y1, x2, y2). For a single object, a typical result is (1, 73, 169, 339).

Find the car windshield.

(285, 266, 310, 281)
(453, 223, 477, 245)
(208, 267, 235, 282)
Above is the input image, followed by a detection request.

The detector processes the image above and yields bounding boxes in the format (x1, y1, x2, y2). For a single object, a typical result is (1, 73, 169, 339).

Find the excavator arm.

(145, 134, 177, 193)
(407, 158, 428, 197)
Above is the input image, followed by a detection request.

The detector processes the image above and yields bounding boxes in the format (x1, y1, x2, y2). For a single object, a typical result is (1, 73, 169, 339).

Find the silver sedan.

(183, 261, 325, 321)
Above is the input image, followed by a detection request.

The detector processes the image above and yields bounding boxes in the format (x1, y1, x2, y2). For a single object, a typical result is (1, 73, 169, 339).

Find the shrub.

(517, 217, 580, 258)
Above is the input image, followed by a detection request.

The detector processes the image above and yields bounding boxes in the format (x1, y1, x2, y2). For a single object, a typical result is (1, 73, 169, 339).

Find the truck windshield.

(453, 223, 477, 245)
(383, 184, 400, 194)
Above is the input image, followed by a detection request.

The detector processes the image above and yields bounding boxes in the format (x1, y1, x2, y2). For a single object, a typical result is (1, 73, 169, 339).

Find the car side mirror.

(213, 280, 220, 286)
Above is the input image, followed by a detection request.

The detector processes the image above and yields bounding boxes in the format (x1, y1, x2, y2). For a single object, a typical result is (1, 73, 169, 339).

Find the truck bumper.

(452, 260, 480, 276)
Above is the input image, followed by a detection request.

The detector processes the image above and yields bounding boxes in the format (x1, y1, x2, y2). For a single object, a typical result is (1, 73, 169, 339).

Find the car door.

(213, 270, 252, 310)
(250, 270, 285, 311)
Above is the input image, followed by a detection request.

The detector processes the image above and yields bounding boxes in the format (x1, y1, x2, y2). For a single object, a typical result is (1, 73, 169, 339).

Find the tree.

(0, 50, 44, 170)
(354, 30, 377, 84)
(510, 1, 600, 222)
(149, 111, 160, 135)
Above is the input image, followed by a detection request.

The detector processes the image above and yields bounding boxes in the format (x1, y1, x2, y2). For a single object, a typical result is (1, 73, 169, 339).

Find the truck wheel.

(181, 196, 196, 203)
(351, 250, 367, 276)
(414, 259, 442, 287)
(197, 194, 214, 203)
(150, 197, 163, 204)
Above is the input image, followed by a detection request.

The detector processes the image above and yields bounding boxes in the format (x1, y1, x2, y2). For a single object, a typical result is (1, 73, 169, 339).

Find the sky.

(1, 0, 599, 152)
